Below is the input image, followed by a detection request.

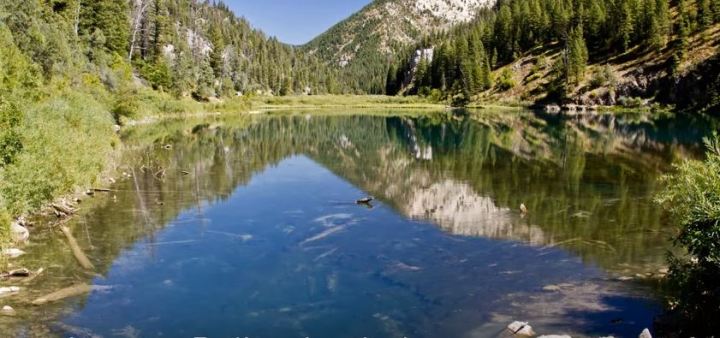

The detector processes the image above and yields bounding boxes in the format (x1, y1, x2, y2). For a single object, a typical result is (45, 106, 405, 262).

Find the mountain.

(302, 0, 495, 94)
(387, 0, 720, 112)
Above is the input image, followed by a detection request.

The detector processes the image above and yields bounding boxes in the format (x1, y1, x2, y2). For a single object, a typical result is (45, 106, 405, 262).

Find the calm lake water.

(2, 111, 714, 337)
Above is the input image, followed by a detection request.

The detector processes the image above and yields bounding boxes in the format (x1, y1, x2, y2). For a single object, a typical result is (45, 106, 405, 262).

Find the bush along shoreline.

(655, 133, 720, 336)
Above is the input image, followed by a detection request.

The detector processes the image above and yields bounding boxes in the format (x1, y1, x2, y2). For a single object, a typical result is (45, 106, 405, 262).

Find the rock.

(0, 305, 16, 316)
(639, 328, 652, 338)
(112, 124, 121, 133)
(545, 105, 561, 114)
(10, 221, 29, 243)
(0, 286, 20, 297)
(538, 335, 571, 338)
(1, 248, 25, 258)
(658, 268, 669, 275)
(507, 321, 536, 336)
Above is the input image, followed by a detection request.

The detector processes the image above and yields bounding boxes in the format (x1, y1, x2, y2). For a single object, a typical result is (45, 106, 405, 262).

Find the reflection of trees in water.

(7, 112, 705, 335)
(305, 113, 704, 273)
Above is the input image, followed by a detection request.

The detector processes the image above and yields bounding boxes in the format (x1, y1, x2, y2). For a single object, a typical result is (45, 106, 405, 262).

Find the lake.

(2, 110, 712, 337)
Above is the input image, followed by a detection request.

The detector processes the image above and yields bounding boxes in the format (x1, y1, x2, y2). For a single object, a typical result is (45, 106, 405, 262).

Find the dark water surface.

(3, 111, 713, 337)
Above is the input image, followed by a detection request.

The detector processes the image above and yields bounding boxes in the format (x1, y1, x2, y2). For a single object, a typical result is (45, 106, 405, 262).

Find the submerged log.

(60, 226, 95, 270)
(21, 268, 45, 284)
(31, 283, 92, 305)
(52, 203, 75, 215)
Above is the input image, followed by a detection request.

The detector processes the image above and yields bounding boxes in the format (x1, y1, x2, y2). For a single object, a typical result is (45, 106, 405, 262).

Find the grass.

(253, 94, 446, 110)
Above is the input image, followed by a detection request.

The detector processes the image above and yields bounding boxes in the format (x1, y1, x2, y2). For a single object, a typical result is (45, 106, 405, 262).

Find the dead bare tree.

(129, 0, 152, 61)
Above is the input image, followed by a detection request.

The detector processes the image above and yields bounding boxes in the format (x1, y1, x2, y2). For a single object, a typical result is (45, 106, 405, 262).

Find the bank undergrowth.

(656, 133, 720, 335)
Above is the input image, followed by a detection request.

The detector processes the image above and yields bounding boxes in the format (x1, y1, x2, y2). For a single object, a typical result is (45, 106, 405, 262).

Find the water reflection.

(3, 111, 711, 337)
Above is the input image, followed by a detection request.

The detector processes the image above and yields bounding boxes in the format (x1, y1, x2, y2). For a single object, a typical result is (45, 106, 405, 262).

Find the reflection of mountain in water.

(8, 111, 709, 335)
(116, 112, 708, 271)
(18, 112, 708, 291)
(404, 179, 547, 244)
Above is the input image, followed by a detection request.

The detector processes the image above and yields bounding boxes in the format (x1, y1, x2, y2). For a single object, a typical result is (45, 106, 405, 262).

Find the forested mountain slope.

(0, 0, 344, 224)
(302, 0, 495, 94)
(388, 0, 720, 113)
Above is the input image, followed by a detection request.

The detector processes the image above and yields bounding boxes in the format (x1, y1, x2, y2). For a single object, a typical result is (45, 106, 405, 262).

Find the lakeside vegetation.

(657, 133, 720, 336)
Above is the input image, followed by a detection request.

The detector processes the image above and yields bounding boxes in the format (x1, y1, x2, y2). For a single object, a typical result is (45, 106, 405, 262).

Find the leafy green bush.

(618, 96, 646, 108)
(495, 68, 516, 91)
(589, 65, 617, 89)
(656, 134, 720, 336)
(0, 97, 23, 167)
(0, 92, 116, 215)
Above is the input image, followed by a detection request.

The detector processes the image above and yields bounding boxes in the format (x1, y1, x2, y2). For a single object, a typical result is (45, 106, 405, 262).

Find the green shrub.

(495, 68, 516, 91)
(0, 91, 116, 215)
(656, 133, 720, 336)
(589, 64, 617, 89)
(618, 96, 645, 108)
(0, 97, 23, 167)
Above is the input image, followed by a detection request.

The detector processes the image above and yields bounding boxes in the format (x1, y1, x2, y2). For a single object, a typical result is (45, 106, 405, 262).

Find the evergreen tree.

(80, 0, 130, 55)
(565, 26, 588, 85)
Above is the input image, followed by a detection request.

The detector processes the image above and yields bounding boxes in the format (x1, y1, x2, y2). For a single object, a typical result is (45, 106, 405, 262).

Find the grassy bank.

(254, 95, 446, 110)
(0, 85, 250, 247)
(1, 92, 441, 246)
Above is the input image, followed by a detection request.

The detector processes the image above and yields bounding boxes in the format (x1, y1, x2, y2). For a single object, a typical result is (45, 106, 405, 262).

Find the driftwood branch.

(52, 203, 75, 216)
(60, 226, 95, 270)
(31, 283, 92, 305)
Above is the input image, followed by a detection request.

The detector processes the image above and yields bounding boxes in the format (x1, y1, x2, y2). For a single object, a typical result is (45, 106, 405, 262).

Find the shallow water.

(2, 111, 713, 337)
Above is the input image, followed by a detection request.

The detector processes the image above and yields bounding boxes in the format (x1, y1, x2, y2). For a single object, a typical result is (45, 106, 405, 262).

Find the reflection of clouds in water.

(404, 180, 547, 245)
(313, 213, 355, 228)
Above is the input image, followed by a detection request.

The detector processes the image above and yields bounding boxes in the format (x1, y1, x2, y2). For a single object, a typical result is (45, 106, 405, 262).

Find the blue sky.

(225, 0, 372, 45)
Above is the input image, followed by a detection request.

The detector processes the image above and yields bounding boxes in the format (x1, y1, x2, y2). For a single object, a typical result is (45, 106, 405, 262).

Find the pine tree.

(80, 0, 131, 55)
(565, 26, 588, 86)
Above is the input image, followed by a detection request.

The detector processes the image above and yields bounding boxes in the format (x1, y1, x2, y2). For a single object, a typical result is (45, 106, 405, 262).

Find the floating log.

(356, 197, 374, 204)
(31, 283, 92, 305)
(52, 203, 75, 216)
(92, 188, 111, 193)
(60, 226, 95, 270)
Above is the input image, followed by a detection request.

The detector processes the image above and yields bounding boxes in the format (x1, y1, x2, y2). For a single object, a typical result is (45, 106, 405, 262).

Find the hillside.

(0, 0, 349, 225)
(389, 0, 720, 114)
(303, 0, 495, 94)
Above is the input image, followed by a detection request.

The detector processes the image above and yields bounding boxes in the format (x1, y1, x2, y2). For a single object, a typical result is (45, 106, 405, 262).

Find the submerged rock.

(1, 248, 25, 258)
(0, 286, 20, 297)
(0, 305, 16, 316)
(10, 221, 29, 243)
(507, 321, 536, 336)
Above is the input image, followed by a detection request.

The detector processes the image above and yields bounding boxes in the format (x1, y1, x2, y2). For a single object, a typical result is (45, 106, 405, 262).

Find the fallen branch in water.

(21, 268, 45, 284)
(52, 203, 76, 216)
(31, 283, 92, 305)
(60, 226, 95, 270)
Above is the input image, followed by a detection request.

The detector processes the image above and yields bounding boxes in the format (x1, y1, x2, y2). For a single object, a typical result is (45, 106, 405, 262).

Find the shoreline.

(1, 98, 662, 256)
